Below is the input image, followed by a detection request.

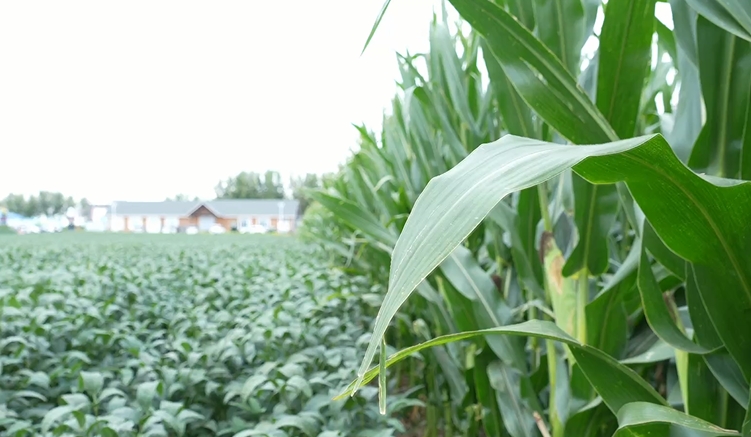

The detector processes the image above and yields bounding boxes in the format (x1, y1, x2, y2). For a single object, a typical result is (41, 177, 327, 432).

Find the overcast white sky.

(0, 1, 442, 203)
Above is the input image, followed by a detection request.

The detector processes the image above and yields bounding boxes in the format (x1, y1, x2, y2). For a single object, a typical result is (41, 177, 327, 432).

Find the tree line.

(212, 170, 332, 214)
(171, 171, 330, 204)
(0, 192, 90, 218)
(1, 170, 331, 218)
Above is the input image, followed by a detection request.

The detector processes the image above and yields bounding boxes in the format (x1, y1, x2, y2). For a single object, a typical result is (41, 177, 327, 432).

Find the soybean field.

(0, 234, 414, 437)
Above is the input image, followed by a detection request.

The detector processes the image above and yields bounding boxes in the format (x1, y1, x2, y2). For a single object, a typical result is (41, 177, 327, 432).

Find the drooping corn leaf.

(685, 0, 751, 42)
(614, 402, 741, 436)
(350, 134, 650, 392)
(351, 132, 751, 400)
(341, 319, 666, 414)
(643, 220, 686, 279)
(686, 266, 751, 408)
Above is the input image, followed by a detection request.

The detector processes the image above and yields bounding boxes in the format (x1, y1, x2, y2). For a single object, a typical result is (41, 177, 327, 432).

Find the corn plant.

(302, 18, 526, 433)
(309, 0, 751, 436)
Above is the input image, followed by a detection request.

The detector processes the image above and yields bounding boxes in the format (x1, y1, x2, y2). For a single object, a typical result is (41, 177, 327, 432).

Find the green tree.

(37, 191, 69, 215)
(215, 172, 262, 199)
(36, 191, 52, 215)
(215, 171, 285, 199)
(23, 196, 39, 218)
(79, 198, 92, 220)
(260, 171, 285, 199)
(289, 173, 323, 214)
(1, 192, 86, 217)
(1, 194, 27, 215)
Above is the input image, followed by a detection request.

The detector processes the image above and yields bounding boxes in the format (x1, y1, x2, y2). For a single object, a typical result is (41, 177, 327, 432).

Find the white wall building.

(107, 199, 300, 233)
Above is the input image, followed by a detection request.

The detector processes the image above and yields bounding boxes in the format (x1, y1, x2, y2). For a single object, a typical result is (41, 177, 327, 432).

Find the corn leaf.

(614, 402, 741, 436)
(667, 0, 703, 164)
(689, 16, 751, 179)
(351, 132, 751, 400)
(637, 244, 712, 354)
(532, 0, 587, 75)
(308, 192, 397, 249)
(685, 0, 751, 41)
(597, 0, 657, 139)
(341, 319, 666, 414)
(564, 0, 656, 276)
(360, 0, 393, 55)
(449, 0, 618, 144)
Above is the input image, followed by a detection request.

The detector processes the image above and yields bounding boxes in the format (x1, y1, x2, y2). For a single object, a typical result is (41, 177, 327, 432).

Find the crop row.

(0, 234, 415, 437)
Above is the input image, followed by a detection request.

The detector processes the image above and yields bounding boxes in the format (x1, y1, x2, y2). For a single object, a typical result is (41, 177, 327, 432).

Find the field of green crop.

(0, 234, 416, 437)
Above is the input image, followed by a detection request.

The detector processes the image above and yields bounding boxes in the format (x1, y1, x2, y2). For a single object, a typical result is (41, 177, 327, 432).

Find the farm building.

(108, 199, 300, 233)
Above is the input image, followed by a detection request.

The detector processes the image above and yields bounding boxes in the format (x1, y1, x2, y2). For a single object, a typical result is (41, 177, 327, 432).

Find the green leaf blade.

(449, 0, 618, 144)
(689, 17, 751, 179)
(343, 320, 666, 413)
(353, 131, 751, 398)
(596, 0, 657, 139)
(575, 141, 751, 381)
(614, 402, 741, 436)
(532, 0, 587, 75)
(637, 246, 711, 354)
(352, 134, 655, 391)
(360, 0, 393, 55)
(685, 0, 751, 42)
(309, 191, 397, 249)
